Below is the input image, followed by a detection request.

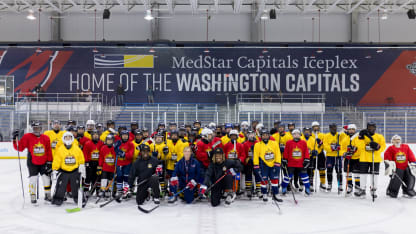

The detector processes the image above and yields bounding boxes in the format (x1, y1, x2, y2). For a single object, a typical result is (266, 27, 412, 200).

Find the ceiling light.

(144, 10, 154, 21)
(27, 13, 36, 20)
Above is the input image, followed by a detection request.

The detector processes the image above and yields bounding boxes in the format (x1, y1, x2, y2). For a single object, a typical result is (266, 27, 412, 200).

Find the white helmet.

(62, 132, 74, 146)
(201, 128, 213, 138)
(292, 129, 301, 136)
(255, 123, 264, 131)
(86, 120, 96, 126)
(208, 122, 217, 130)
(229, 130, 239, 136)
(391, 135, 402, 146)
(240, 121, 249, 130)
(347, 124, 357, 130)
(311, 121, 320, 127)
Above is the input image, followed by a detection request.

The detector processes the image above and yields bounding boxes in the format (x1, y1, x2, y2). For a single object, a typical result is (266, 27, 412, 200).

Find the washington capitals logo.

(6, 50, 73, 95)
(406, 62, 416, 76)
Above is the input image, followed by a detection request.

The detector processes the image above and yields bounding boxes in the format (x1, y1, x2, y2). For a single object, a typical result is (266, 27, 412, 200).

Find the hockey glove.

(311, 150, 318, 157)
(108, 128, 117, 134)
(282, 159, 288, 168)
(358, 129, 368, 139)
(12, 129, 20, 140)
(152, 151, 158, 158)
(228, 168, 237, 176)
(79, 164, 86, 179)
(156, 165, 163, 176)
(199, 184, 207, 195)
(384, 160, 396, 176)
(369, 142, 380, 150)
(96, 166, 102, 176)
(303, 159, 310, 169)
(316, 138, 323, 146)
(186, 179, 197, 190)
(163, 146, 169, 155)
(170, 176, 179, 187)
(117, 151, 126, 159)
(44, 161, 52, 175)
(52, 170, 58, 181)
(408, 162, 416, 177)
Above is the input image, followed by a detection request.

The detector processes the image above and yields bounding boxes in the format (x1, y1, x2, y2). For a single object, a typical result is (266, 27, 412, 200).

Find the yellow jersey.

(340, 134, 364, 160)
(165, 139, 189, 171)
(253, 140, 281, 167)
(358, 133, 386, 163)
(323, 132, 346, 157)
(43, 130, 64, 157)
(52, 144, 85, 172)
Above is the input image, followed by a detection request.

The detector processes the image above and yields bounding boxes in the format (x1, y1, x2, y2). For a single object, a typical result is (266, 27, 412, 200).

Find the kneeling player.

(200, 148, 243, 206)
(51, 132, 86, 206)
(384, 135, 416, 198)
(169, 146, 201, 203)
(281, 129, 311, 196)
(128, 145, 163, 205)
(253, 129, 282, 202)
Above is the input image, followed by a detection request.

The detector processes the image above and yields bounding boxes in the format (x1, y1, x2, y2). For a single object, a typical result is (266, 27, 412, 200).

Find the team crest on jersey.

(64, 155, 76, 165)
(292, 147, 302, 159)
(104, 154, 115, 165)
(264, 150, 275, 161)
(51, 141, 58, 149)
(228, 151, 237, 159)
(91, 150, 100, 160)
(148, 164, 152, 168)
(33, 143, 45, 156)
(396, 152, 406, 163)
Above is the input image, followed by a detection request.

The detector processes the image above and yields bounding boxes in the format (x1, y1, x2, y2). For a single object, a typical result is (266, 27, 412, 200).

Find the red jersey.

(99, 145, 116, 172)
(196, 138, 223, 168)
(384, 144, 416, 170)
(83, 140, 104, 162)
(115, 141, 135, 166)
(243, 140, 256, 165)
(223, 141, 246, 163)
(13, 133, 52, 165)
(283, 139, 310, 168)
(78, 136, 90, 148)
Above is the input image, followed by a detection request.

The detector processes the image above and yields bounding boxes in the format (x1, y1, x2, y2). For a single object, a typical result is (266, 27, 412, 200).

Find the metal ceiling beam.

(326, 0, 343, 12)
(347, 0, 366, 13)
(44, 0, 62, 12)
(394, 0, 414, 11)
(254, 0, 266, 22)
(233, 0, 242, 13)
(0, 0, 18, 12)
(365, 0, 388, 17)
(141, 0, 151, 9)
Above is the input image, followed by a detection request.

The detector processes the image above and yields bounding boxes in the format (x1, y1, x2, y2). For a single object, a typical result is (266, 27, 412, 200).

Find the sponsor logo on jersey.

(292, 147, 302, 159)
(64, 155, 76, 165)
(91, 150, 100, 160)
(104, 154, 115, 165)
(33, 143, 45, 156)
(396, 152, 407, 163)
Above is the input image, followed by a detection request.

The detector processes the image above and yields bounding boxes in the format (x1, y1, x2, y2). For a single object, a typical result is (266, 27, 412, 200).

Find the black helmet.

(170, 130, 179, 136)
(67, 120, 76, 125)
(142, 127, 149, 132)
(135, 129, 143, 135)
(288, 122, 295, 127)
(169, 122, 177, 126)
(274, 120, 281, 125)
(91, 129, 100, 136)
(106, 134, 114, 141)
(131, 121, 138, 126)
(367, 122, 377, 128)
(106, 120, 115, 125)
(158, 122, 165, 127)
(329, 123, 337, 128)
(31, 121, 41, 127)
(141, 144, 150, 152)
(77, 125, 85, 130)
(260, 128, 269, 136)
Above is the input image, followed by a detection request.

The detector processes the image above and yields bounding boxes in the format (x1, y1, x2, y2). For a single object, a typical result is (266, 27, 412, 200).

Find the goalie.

(384, 135, 416, 198)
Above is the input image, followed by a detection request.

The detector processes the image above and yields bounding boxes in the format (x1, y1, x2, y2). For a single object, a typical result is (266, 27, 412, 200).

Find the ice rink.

(0, 159, 415, 234)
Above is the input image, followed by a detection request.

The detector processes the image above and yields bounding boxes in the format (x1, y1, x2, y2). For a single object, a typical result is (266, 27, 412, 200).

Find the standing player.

(323, 123, 345, 193)
(114, 130, 135, 198)
(13, 121, 53, 203)
(243, 130, 262, 198)
(253, 129, 282, 202)
(311, 121, 326, 191)
(281, 129, 311, 196)
(165, 130, 189, 195)
(43, 120, 64, 158)
(340, 124, 362, 196)
(98, 135, 116, 199)
(100, 120, 116, 142)
(384, 135, 416, 198)
(223, 129, 245, 195)
(84, 119, 96, 140)
(221, 123, 233, 145)
(51, 132, 86, 206)
(355, 122, 386, 199)
(129, 121, 139, 141)
(82, 130, 103, 195)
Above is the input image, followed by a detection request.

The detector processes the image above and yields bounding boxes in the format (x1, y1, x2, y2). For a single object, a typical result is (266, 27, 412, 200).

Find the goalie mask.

(391, 135, 401, 148)
(62, 132, 74, 146)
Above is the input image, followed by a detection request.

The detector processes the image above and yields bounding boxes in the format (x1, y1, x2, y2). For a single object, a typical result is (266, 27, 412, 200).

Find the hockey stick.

(138, 204, 159, 213)
(100, 178, 149, 207)
(372, 150, 375, 203)
(168, 186, 190, 199)
(254, 168, 282, 214)
(204, 171, 229, 195)
(313, 131, 319, 194)
(282, 165, 298, 205)
(391, 172, 408, 188)
(15, 112, 25, 208)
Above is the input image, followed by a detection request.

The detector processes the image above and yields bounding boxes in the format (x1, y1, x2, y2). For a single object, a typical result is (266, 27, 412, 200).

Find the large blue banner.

(1, 47, 415, 105)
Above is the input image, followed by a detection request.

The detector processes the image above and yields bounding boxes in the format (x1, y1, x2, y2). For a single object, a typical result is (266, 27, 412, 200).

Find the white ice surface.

(0, 159, 415, 234)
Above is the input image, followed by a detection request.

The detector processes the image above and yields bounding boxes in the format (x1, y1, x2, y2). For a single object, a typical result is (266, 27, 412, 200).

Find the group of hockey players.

(12, 118, 416, 209)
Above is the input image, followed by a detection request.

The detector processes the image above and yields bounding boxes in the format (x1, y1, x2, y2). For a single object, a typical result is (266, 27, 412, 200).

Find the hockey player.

(13, 121, 53, 203)
(323, 123, 345, 192)
(128, 144, 163, 205)
(196, 128, 216, 181)
(355, 122, 386, 199)
(51, 132, 86, 206)
(200, 148, 243, 206)
(301, 127, 317, 191)
(76, 125, 89, 149)
(114, 130, 135, 198)
(100, 120, 116, 142)
(238, 121, 249, 143)
(193, 120, 202, 135)
(129, 121, 139, 141)
(270, 120, 281, 135)
(96, 123, 104, 134)
(84, 119, 96, 140)
(165, 130, 189, 179)
(132, 130, 150, 162)
(281, 129, 311, 196)
(251, 120, 259, 132)
(82, 130, 103, 195)
(43, 120, 64, 158)
(287, 122, 296, 134)
(151, 122, 166, 138)
(311, 121, 326, 191)
(243, 130, 262, 198)
(149, 133, 168, 193)
(223, 129, 245, 194)
(340, 124, 362, 195)
(178, 126, 188, 141)
(271, 123, 291, 153)
(253, 128, 282, 202)
(221, 123, 233, 145)
(169, 146, 201, 203)
(98, 135, 117, 199)
(385, 135, 416, 198)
